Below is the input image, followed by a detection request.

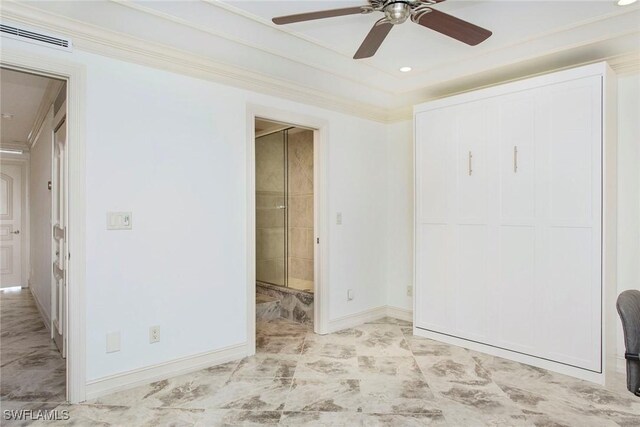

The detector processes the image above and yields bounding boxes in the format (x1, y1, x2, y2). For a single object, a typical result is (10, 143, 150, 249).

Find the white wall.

(2, 37, 389, 382)
(616, 72, 640, 362)
(29, 109, 53, 324)
(385, 120, 414, 312)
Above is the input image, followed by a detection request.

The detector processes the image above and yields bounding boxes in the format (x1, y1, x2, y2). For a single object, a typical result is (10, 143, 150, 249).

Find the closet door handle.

(468, 151, 473, 176)
(513, 146, 518, 173)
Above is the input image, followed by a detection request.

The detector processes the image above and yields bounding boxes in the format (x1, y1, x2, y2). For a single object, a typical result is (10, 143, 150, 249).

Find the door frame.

(1, 49, 87, 403)
(246, 104, 330, 355)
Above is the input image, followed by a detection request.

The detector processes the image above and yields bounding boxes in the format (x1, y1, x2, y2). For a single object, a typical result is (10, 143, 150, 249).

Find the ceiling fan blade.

(414, 9, 491, 46)
(354, 20, 393, 59)
(273, 6, 366, 25)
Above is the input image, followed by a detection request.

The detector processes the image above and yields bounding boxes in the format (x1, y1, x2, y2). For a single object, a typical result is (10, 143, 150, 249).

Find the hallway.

(1, 288, 65, 409)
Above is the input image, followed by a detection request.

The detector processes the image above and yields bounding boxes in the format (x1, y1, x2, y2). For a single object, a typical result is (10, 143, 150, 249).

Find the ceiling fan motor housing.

(383, 1, 412, 24)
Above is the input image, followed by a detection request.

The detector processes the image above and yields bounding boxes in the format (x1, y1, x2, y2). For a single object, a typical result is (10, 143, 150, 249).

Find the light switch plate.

(107, 212, 132, 230)
(336, 212, 342, 225)
(106, 331, 120, 353)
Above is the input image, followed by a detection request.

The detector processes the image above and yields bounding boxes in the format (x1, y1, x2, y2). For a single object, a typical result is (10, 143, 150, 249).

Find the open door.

(51, 99, 67, 358)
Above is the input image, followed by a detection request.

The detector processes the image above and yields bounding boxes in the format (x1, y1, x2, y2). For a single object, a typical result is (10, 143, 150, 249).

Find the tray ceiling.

(3, 1, 639, 120)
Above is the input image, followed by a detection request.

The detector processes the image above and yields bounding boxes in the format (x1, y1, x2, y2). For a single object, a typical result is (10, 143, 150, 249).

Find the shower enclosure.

(255, 127, 314, 292)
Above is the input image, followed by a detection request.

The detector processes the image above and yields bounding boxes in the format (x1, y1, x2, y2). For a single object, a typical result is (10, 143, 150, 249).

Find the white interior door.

(52, 115, 68, 357)
(1, 163, 23, 288)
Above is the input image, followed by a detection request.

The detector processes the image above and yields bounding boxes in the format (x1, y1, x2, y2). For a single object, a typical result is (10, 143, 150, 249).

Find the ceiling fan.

(272, 0, 492, 59)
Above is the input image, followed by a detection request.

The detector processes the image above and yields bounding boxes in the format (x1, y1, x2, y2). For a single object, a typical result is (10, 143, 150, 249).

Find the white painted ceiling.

(5, 0, 640, 116)
(0, 68, 57, 150)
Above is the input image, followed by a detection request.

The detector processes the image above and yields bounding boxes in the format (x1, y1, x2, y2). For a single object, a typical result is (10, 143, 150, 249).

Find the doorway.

(0, 67, 68, 404)
(255, 120, 315, 293)
(255, 120, 315, 329)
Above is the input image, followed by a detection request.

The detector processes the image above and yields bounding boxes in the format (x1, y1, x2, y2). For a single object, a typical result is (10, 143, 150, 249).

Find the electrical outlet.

(336, 212, 342, 225)
(106, 331, 120, 353)
(407, 285, 413, 297)
(347, 289, 354, 301)
(149, 326, 160, 344)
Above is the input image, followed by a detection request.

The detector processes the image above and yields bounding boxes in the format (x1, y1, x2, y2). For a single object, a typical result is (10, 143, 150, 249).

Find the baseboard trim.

(385, 305, 413, 322)
(326, 306, 388, 333)
(85, 342, 247, 401)
(325, 305, 414, 334)
(29, 283, 51, 331)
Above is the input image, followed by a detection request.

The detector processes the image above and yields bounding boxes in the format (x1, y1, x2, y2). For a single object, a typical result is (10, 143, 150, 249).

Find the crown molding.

(0, 1, 394, 123)
(608, 52, 640, 75)
(1, 1, 639, 125)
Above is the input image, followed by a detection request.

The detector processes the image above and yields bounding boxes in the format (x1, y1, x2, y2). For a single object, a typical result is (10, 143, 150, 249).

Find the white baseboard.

(325, 305, 414, 334)
(326, 306, 388, 333)
(385, 305, 413, 322)
(616, 355, 626, 374)
(29, 283, 51, 331)
(85, 343, 247, 401)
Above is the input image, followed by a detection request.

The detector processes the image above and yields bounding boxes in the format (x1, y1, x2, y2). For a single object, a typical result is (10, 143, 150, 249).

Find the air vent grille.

(1, 24, 72, 51)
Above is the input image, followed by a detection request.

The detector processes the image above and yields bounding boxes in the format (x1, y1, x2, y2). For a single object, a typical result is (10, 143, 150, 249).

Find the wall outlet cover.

(106, 331, 120, 353)
(149, 325, 160, 344)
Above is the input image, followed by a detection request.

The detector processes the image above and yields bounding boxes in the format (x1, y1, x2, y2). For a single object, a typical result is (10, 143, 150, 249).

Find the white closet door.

(494, 90, 538, 353)
(415, 108, 456, 332)
(453, 101, 491, 342)
(456, 102, 488, 222)
(537, 76, 602, 371)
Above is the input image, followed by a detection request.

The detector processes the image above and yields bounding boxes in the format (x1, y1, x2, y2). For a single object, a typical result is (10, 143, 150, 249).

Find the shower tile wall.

(287, 130, 314, 291)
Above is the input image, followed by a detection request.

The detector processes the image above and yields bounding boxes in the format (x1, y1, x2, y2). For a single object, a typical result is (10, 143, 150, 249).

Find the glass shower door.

(255, 130, 287, 287)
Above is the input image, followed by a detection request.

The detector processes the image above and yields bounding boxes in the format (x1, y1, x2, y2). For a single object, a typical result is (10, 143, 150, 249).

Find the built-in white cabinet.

(413, 63, 617, 384)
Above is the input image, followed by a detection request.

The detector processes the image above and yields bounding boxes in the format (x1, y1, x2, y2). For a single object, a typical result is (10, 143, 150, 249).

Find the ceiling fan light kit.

(272, 0, 492, 59)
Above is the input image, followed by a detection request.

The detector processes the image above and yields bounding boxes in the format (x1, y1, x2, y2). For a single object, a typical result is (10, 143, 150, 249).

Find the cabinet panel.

(456, 103, 488, 222)
(416, 110, 454, 223)
(415, 224, 453, 331)
(496, 226, 536, 353)
(454, 224, 488, 341)
(541, 227, 600, 371)
(546, 79, 600, 223)
(499, 93, 536, 221)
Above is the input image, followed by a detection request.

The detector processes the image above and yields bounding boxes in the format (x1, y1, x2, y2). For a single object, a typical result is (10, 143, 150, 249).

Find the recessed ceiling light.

(1, 113, 14, 120)
(399, 66, 412, 73)
(618, 0, 637, 5)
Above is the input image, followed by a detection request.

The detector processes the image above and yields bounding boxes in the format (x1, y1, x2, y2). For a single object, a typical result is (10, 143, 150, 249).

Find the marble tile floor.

(3, 309, 640, 426)
(256, 294, 281, 321)
(1, 288, 66, 425)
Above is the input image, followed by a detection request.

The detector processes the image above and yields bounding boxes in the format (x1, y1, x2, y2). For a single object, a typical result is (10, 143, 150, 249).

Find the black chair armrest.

(625, 352, 640, 362)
